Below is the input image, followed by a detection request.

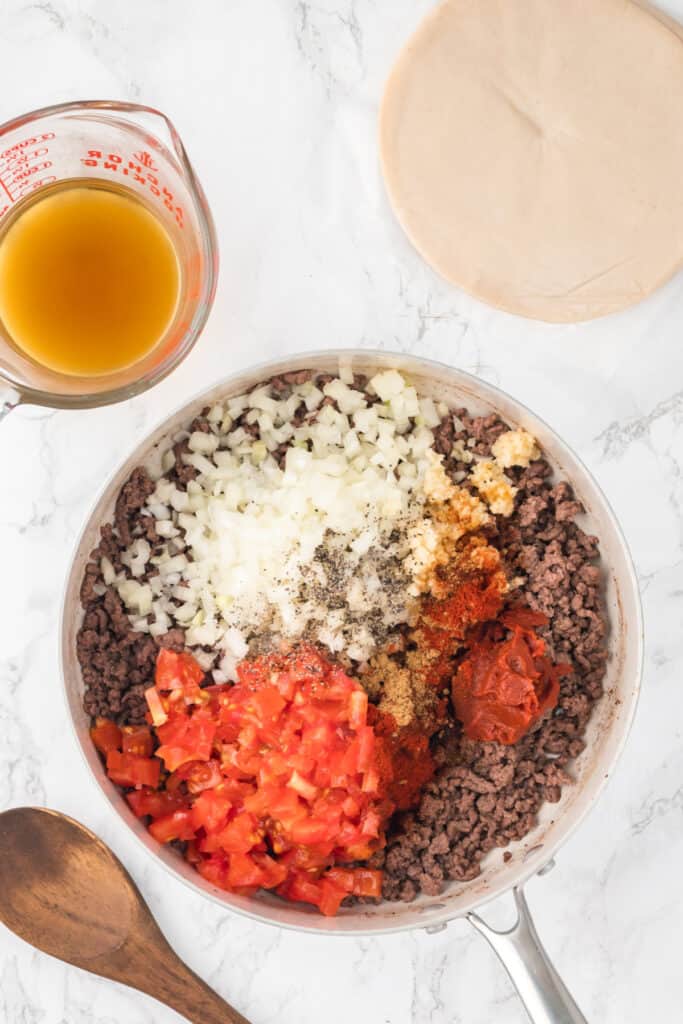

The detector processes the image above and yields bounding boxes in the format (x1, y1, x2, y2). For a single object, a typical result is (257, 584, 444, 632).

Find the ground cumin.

(364, 652, 436, 728)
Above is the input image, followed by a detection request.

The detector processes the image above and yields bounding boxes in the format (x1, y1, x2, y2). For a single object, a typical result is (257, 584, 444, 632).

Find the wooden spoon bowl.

(0, 807, 250, 1024)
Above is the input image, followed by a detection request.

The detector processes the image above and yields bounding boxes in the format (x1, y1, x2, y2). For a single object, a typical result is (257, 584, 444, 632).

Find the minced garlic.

(423, 448, 457, 502)
(491, 428, 540, 469)
(469, 459, 517, 517)
(447, 487, 490, 536)
(408, 454, 490, 596)
(407, 518, 441, 595)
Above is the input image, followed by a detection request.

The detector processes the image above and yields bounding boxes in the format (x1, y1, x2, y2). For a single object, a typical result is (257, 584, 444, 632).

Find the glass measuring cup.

(0, 100, 218, 421)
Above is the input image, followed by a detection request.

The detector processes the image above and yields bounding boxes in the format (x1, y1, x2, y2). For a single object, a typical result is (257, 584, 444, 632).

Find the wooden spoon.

(0, 806, 251, 1024)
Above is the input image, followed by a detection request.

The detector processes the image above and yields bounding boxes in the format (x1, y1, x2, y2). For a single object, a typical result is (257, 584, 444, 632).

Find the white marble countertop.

(0, 1, 681, 1021)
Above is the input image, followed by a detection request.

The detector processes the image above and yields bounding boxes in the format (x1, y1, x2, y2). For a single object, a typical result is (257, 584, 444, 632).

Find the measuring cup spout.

(63, 101, 193, 183)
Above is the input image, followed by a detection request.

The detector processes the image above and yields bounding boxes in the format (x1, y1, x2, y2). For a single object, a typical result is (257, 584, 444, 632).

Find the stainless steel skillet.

(61, 350, 643, 1024)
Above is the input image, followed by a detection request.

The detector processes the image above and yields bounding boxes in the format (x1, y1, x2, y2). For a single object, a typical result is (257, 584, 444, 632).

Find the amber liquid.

(0, 180, 181, 377)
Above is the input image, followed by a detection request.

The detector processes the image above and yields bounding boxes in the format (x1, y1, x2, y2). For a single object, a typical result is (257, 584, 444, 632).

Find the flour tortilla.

(380, 0, 683, 322)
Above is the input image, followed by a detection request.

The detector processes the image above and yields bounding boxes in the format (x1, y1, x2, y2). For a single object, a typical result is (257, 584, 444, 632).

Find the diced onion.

(118, 370, 440, 662)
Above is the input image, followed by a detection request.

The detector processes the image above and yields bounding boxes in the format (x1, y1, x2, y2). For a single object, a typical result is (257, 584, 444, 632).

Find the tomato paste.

(452, 608, 571, 745)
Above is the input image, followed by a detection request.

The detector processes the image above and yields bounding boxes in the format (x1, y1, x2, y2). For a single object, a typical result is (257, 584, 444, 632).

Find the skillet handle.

(467, 885, 588, 1024)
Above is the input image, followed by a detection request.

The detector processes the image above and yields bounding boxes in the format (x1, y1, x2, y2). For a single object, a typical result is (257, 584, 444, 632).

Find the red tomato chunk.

(106, 750, 160, 789)
(122, 725, 154, 757)
(90, 718, 122, 755)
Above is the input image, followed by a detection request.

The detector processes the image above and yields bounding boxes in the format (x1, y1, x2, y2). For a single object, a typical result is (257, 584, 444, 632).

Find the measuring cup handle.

(0, 384, 21, 423)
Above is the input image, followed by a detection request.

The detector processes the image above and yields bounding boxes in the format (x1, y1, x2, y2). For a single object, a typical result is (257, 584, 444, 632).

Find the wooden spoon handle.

(113, 917, 252, 1024)
(153, 959, 251, 1024)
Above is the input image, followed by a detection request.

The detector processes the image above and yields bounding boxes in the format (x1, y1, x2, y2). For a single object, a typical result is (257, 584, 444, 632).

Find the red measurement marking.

(0, 177, 14, 202)
(79, 148, 185, 227)
(133, 150, 158, 171)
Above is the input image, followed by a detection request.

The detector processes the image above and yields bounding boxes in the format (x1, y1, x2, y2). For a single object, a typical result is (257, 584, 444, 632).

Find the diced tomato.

(253, 853, 288, 889)
(106, 750, 161, 789)
(219, 779, 257, 803)
(273, 670, 296, 700)
(356, 727, 375, 772)
(338, 738, 360, 776)
(279, 842, 334, 871)
(113, 645, 395, 917)
(351, 869, 383, 898)
(342, 843, 374, 862)
(313, 796, 343, 827)
(155, 713, 188, 746)
(285, 872, 324, 908)
(242, 786, 274, 817)
(186, 758, 223, 793)
(282, 870, 348, 915)
(227, 853, 265, 888)
(360, 809, 381, 837)
(90, 719, 122, 755)
(156, 648, 182, 690)
(318, 879, 347, 917)
(126, 788, 185, 820)
(197, 853, 229, 889)
(214, 812, 259, 854)
(302, 721, 335, 755)
(156, 715, 217, 772)
(251, 686, 286, 723)
(148, 809, 196, 843)
(155, 745, 197, 773)
(325, 867, 356, 893)
(122, 726, 154, 757)
(342, 796, 360, 818)
(191, 789, 232, 833)
(187, 716, 218, 758)
(289, 817, 332, 846)
(169, 758, 223, 795)
(178, 651, 205, 688)
(267, 788, 307, 829)
(361, 768, 379, 794)
(156, 649, 205, 693)
(289, 752, 315, 776)
(349, 690, 368, 729)
(237, 722, 258, 749)
(231, 748, 262, 778)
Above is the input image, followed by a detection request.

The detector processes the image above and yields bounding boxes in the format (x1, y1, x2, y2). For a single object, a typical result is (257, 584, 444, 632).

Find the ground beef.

(76, 385, 608, 903)
(378, 411, 607, 899)
(76, 464, 188, 725)
(114, 467, 155, 548)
